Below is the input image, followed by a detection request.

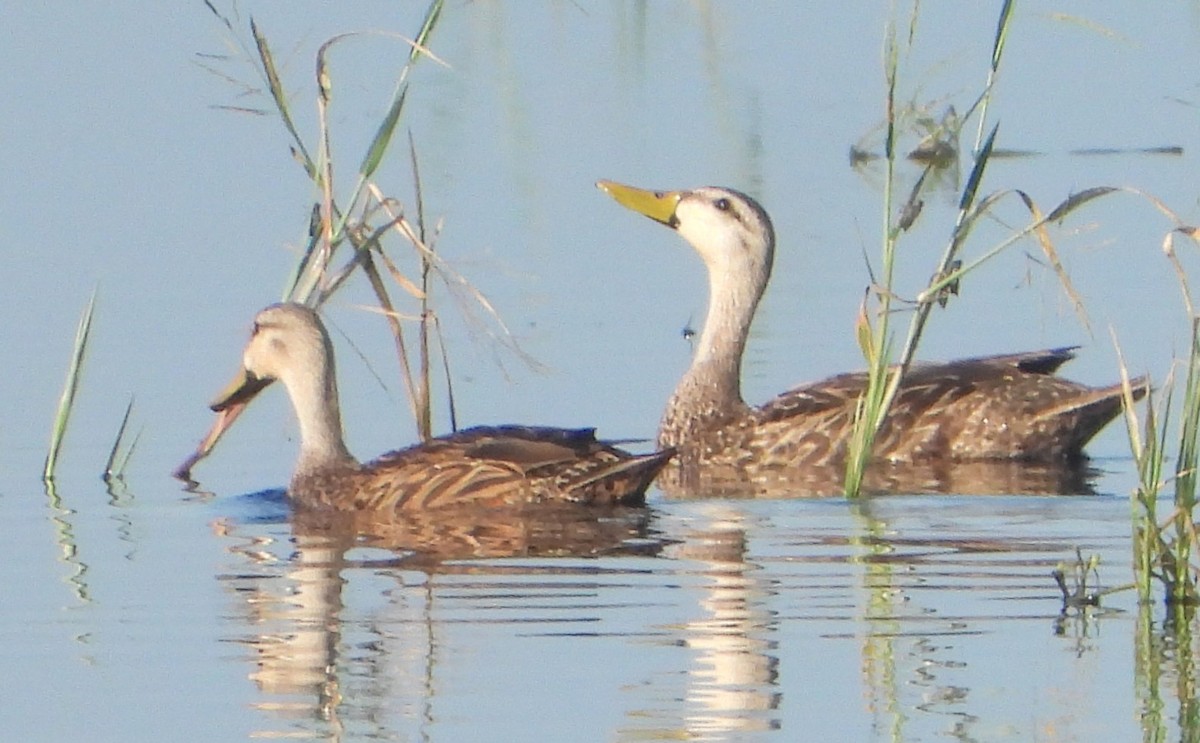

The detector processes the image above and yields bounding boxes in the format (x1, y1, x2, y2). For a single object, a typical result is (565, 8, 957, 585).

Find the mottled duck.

(208, 303, 673, 510)
(597, 180, 1148, 472)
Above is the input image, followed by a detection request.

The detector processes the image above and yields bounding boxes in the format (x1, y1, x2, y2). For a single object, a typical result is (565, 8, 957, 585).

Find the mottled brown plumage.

(671, 347, 1141, 469)
(598, 181, 1148, 473)
(210, 304, 672, 510)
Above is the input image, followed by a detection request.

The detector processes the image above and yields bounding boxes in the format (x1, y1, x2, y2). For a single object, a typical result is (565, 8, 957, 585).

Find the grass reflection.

(855, 502, 910, 741)
(41, 478, 91, 605)
(1135, 602, 1200, 741)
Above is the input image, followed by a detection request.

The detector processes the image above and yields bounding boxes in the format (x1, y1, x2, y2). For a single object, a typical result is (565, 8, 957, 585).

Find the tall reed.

(846, 2, 1013, 495)
(1119, 225, 1200, 605)
(845, 1, 1098, 496)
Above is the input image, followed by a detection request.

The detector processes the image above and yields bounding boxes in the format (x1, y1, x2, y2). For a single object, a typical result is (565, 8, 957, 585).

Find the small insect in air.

(681, 315, 696, 350)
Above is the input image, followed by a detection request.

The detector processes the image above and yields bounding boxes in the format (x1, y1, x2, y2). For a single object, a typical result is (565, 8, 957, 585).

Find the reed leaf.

(410, 0, 444, 64)
(103, 396, 138, 480)
(1175, 319, 1200, 510)
(355, 237, 424, 438)
(250, 18, 315, 178)
(990, 0, 1015, 71)
(1019, 191, 1091, 333)
(432, 312, 459, 432)
(969, 0, 1011, 153)
(411, 133, 433, 442)
(45, 291, 97, 481)
(359, 85, 408, 183)
(1044, 186, 1119, 222)
(958, 122, 998, 212)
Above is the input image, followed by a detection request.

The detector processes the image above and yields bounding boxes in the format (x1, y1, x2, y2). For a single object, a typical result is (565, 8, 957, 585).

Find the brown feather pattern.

(670, 347, 1148, 469)
(211, 304, 672, 512)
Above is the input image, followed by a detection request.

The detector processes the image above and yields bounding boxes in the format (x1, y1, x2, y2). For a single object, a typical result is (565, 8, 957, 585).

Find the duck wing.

(748, 348, 1145, 463)
(346, 426, 671, 510)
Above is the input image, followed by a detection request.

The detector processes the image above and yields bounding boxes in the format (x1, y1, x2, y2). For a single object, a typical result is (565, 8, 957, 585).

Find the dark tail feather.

(1044, 375, 1149, 455)
(573, 448, 676, 506)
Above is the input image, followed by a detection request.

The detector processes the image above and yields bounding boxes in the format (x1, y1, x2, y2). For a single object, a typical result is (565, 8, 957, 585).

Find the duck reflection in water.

(659, 505, 781, 737)
(217, 498, 664, 739)
(659, 456, 1103, 499)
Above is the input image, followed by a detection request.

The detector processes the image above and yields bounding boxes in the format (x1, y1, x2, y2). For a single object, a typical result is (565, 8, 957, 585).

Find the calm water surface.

(6, 468, 1179, 741)
(5, 2, 1200, 741)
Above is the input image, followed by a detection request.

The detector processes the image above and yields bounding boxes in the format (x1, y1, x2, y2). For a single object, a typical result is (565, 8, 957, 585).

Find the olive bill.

(210, 368, 273, 412)
(596, 180, 682, 228)
(173, 368, 274, 481)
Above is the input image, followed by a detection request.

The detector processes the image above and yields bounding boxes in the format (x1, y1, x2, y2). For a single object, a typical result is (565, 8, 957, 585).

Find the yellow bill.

(596, 180, 682, 227)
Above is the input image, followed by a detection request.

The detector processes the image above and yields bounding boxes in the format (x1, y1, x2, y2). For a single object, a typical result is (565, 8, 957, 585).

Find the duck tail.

(571, 448, 677, 506)
(1041, 375, 1150, 456)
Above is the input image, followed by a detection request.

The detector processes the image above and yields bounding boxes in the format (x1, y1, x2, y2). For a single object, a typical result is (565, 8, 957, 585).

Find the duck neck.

(660, 262, 763, 450)
(284, 354, 358, 476)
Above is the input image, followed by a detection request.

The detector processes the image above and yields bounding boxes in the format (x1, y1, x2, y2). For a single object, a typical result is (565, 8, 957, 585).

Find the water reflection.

(848, 494, 1142, 741)
(291, 504, 660, 564)
(218, 524, 345, 727)
(208, 485, 1191, 741)
(1137, 602, 1200, 740)
(664, 505, 780, 737)
(217, 501, 663, 739)
(659, 457, 1100, 499)
(41, 479, 91, 604)
(850, 103, 962, 205)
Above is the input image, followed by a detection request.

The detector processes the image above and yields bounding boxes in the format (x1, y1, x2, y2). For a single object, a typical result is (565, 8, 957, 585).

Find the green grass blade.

(359, 85, 408, 182)
(990, 0, 1015, 71)
(411, 133, 433, 441)
(251, 18, 316, 178)
(103, 396, 136, 480)
(844, 17, 900, 498)
(1175, 318, 1200, 509)
(409, 0, 445, 65)
(959, 122, 998, 212)
(432, 313, 458, 433)
(45, 291, 97, 481)
(113, 428, 143, 480)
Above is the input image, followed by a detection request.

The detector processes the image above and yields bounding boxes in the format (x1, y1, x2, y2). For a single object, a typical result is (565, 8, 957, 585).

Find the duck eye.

(714, 198, 731, 211)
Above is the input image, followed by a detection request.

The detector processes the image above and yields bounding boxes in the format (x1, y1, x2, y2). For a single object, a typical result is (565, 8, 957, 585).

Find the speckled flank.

(294, 424, 673, 510)
(664, 347, 1145, 468)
